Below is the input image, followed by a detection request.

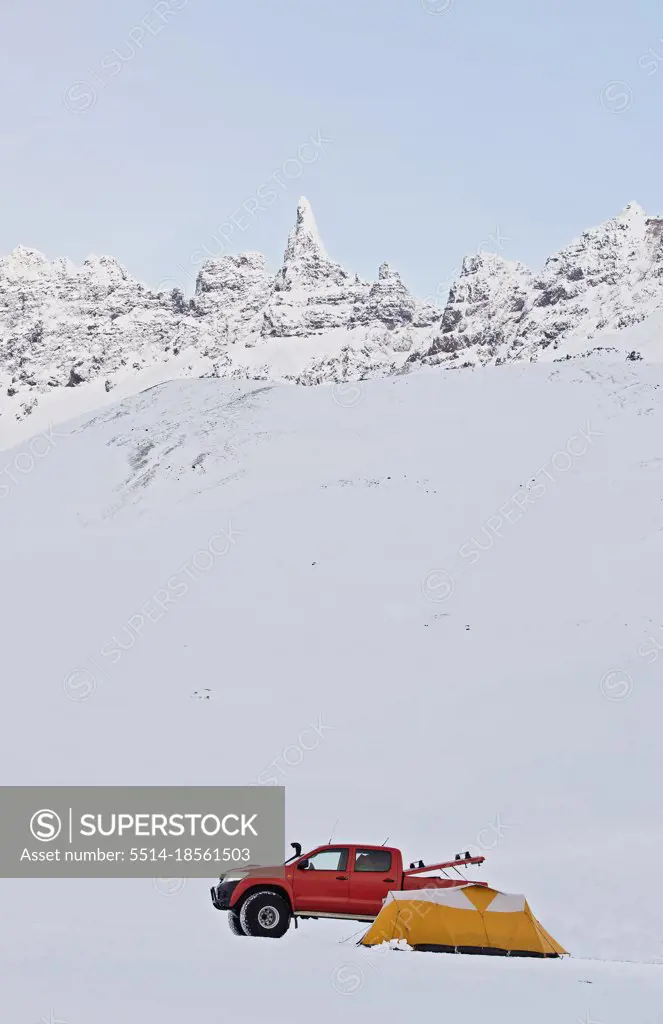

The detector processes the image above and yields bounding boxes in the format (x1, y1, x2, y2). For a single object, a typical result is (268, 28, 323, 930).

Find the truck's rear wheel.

(228, 909, 246, 936)
(239, 891, 291, 938)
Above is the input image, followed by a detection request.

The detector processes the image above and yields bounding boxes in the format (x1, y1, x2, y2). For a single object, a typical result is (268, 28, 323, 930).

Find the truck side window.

(304, 848, 349, 871)
(353, 849, 392, 873)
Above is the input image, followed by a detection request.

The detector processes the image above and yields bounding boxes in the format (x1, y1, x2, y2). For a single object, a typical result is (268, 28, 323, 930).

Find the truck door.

(348, 848, 397, 916)
(292, 847, 350, 913)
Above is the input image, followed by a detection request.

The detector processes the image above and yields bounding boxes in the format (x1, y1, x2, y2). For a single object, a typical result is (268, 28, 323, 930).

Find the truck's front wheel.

(239, 891, 291, 938)
(228, 909, 246, 936)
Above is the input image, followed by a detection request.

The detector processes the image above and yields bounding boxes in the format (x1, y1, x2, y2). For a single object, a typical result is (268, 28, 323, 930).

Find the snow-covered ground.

(2, 359, 663, 1020)
(4, 907, 663, 1024)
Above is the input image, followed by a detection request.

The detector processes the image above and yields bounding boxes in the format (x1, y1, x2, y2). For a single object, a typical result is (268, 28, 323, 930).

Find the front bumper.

(210, 878, 240, 911)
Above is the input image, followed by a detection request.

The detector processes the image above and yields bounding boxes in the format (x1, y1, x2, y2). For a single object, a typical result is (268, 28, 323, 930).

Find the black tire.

(239, 890, 291, 938)
(228, 909, 246, 936)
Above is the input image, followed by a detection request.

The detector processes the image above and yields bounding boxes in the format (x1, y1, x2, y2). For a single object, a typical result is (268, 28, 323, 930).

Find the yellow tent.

(360, 884, 566, 957)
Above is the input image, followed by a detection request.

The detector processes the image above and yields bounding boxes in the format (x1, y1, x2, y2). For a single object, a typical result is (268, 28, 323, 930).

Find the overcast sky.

(1, 0, 661, 299)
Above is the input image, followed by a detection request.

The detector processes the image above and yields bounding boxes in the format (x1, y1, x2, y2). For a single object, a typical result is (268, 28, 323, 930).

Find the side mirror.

(297, 858, 310, 870)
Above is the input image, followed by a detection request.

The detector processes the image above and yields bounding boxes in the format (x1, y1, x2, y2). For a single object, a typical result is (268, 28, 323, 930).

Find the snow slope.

(2, 358, 663, 1020)
(4, 921, 662, 1024)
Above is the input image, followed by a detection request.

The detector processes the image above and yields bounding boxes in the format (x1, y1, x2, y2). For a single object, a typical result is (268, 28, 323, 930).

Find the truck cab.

(292, 843, 402, 919)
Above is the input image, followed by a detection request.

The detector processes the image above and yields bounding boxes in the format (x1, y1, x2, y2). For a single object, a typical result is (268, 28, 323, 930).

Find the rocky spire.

(296, 196, 325, 252)
(274, 196, 351, 292)
(620, 200, 647, 220)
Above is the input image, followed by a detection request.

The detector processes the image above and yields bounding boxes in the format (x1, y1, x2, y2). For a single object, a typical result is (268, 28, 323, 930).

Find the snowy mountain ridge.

(0, 196, 439, 438)
(2, 197, 663, 442)
(415, 201, 663, 368)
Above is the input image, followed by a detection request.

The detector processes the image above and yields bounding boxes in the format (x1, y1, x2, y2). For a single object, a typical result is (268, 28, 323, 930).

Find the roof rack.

(403, 853, 485, 877)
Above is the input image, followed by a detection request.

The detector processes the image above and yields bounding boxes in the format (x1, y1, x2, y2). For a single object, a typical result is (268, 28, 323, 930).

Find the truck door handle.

(384, 878, 395, 882)
(336, 875, 348, 881)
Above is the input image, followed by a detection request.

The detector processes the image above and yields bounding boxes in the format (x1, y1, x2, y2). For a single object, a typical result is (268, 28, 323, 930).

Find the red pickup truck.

(210, 842, 486, 938)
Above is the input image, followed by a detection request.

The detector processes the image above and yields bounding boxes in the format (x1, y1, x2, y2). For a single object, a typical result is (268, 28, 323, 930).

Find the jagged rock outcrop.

(193, 252, 273, 348)
(417, 201, 663, 367)
(360, 262, 439, 330)
(260, 198, 437, 338)
(283, 340, 399, 386)
(423, 253, 533, 362)
(0, 246, 201, 422)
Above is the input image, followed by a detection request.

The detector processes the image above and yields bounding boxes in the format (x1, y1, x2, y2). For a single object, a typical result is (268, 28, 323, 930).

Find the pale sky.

(1, 0, 662, 300)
